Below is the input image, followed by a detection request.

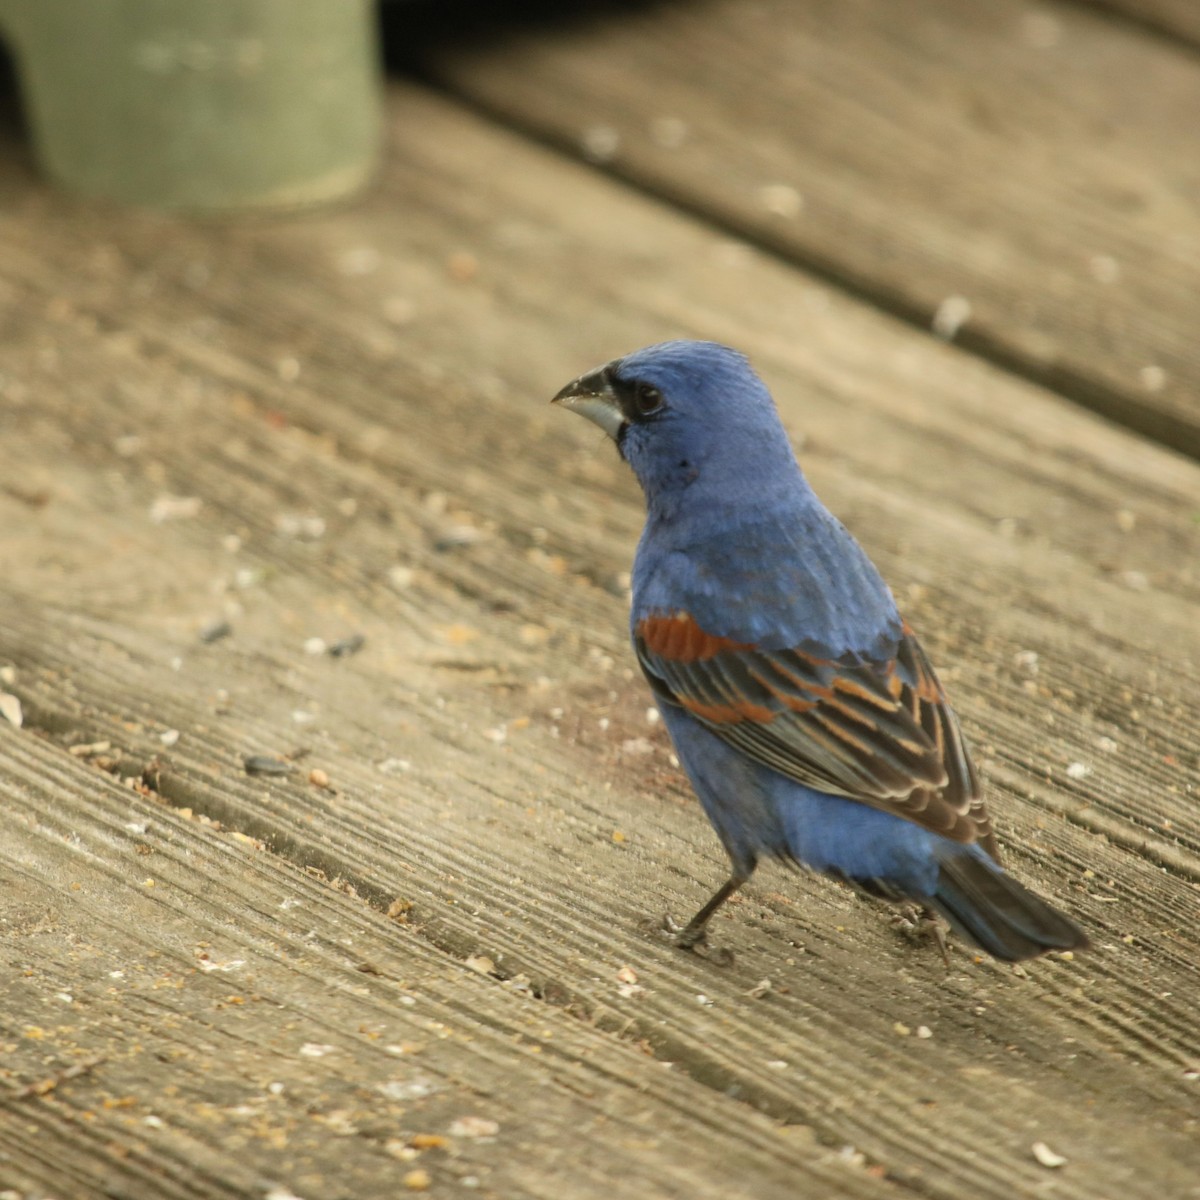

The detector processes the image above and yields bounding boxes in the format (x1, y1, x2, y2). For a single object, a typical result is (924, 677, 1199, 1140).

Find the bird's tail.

(933, 852, 1089, 962)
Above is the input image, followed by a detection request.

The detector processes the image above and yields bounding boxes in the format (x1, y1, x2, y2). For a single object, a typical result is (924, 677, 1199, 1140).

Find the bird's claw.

(658, 914, 735, 965)
(891, 905, 951, 967)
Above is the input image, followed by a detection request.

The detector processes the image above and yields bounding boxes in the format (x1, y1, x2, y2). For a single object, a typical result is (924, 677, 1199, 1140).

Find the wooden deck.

(2, 2, 1198, 1197)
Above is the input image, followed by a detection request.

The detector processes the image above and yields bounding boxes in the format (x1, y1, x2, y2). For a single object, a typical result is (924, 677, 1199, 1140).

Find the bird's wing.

(635, 611, 996, 853)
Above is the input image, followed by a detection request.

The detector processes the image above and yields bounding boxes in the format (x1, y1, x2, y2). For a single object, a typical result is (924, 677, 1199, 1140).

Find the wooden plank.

(1081, 0, 1200, 45)
(417, 0, 1200, 457)
(2, 724, 878, 1200)
(2, 80, 1199, 1198)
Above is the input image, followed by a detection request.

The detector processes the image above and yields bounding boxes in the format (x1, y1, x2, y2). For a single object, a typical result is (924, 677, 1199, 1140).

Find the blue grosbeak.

(554, 340, 1088, 961)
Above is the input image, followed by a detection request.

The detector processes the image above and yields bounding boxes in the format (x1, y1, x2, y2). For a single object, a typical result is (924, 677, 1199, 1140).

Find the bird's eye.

(634, 383, 663, 416)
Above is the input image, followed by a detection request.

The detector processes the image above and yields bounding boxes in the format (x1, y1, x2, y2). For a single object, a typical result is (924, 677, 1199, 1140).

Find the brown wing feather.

(636, 612, 997, 858)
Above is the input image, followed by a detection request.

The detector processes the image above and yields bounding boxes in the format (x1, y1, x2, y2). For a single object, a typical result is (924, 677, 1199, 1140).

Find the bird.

(552, 339, 1089, 962)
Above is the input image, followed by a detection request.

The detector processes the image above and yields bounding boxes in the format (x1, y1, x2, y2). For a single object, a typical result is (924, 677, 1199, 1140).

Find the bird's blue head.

(552, 340, 802, 519)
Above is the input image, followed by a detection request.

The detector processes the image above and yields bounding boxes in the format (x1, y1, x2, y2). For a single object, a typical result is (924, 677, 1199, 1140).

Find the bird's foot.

(668, 915, 735, 966)
(652, 914, 735, 965)
(891, 904, 951, 967)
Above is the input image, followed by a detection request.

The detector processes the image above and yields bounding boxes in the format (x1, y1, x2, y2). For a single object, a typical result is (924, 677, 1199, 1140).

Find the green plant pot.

(0, 0, 381, 211)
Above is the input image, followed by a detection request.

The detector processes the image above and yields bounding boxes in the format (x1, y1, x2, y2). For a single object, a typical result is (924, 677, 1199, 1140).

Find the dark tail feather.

(933, 854, 1090, 962)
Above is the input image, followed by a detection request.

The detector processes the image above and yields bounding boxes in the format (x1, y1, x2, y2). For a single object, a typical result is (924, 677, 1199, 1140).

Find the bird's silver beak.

(551, 365, 624, 442)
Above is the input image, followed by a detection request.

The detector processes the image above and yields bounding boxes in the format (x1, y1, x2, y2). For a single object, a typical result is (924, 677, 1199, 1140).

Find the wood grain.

(1, 80, 1198, 1198)
(1080, 0, 1200, 44)
(418, 0, 1200, 457)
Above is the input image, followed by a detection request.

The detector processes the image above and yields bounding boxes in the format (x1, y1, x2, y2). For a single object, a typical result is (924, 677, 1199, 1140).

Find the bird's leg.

(890, 902, 952, 967)
(673, 875, 746, 950)
(922, 906, 952, 968)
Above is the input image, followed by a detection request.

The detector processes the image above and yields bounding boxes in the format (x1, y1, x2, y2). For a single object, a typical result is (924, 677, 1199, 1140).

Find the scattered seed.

(308, 767, 331, 789)
(448, 1116, 500, 1139)
(581, 124, 620, 162)
(199, 619, 232, 644)
(410, 1134, 449, 1150)
(69, 740, 112, 758)
(160, 729, 180, 747)
(1138, 365, 1167, 393)
(932, 295, 971, 340)
(465, 955, 496, 976)
(328, 633, 365, 658)
(150, 494, 202, 523)
(758, 183, 804, 218)
(402, 1168, 431, 1192)
(1032, 1141, 1068, 1168)
(277, 357, 301, 382)
(0, 691, 23, 724)
(432, 524, 481, 552)
(234, 567, 264, 589)
(745, 978, 773, 999)
(379, 1077, 435, 1100)
(275, 513, 325, 540)
(243, 755, 295, 777)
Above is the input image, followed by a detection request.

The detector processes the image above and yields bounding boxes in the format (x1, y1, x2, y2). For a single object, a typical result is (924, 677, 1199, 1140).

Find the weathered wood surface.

(1083, 0, 1200, 44)
(2, 77, 1199, 1200)
(418, 0, 1200, 458)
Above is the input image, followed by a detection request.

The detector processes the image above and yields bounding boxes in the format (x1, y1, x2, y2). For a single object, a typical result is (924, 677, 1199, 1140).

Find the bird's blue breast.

(631, 495, 902, 660)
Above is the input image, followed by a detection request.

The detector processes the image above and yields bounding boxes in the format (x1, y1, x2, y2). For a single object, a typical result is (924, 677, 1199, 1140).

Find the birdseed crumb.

(1032, 1141, 1068, 1168)
(581, 125, 620, 162)
(448, 1116, 500, 1138)
(932, 295, 971, 340)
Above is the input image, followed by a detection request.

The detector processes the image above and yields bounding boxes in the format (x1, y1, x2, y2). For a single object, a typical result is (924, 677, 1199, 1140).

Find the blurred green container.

(0, 0, 381, 211)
